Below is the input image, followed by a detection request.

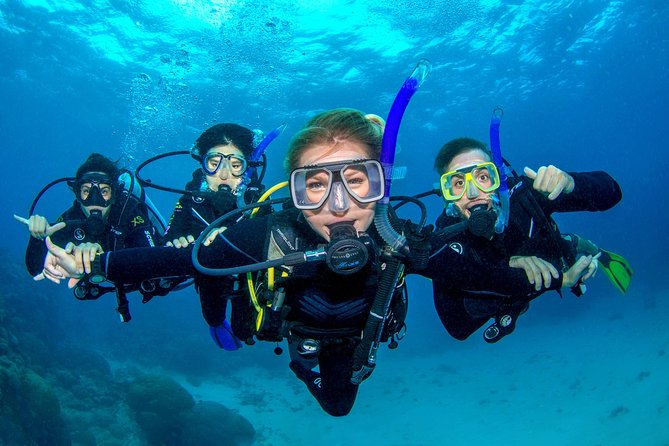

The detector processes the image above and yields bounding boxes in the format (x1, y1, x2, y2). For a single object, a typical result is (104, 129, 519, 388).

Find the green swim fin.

(598, 249, 633, 294)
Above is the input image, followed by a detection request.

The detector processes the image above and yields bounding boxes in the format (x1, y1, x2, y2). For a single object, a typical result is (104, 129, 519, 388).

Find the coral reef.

(125, 375, 256, 445)
(182, 401, 256, 446)
(0, 361, 70, 445)
(0, 251, 256, 446)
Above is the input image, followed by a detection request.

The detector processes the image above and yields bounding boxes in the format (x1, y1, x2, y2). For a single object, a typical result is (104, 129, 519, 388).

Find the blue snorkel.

(236, 123, 286, 209)
(350, 60, 432, 385)
(489, 106, 509, 233)
(374, 59, 432, 254)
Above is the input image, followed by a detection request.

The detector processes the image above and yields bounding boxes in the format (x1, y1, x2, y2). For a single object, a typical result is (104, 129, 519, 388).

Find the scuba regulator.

(324, 222, 374, 275)
(466, 203, 498, 239)
(80, 209, 107, 239)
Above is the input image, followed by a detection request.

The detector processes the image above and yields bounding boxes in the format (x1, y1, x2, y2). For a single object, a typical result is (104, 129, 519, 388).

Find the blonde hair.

(284, 108, 385, 172)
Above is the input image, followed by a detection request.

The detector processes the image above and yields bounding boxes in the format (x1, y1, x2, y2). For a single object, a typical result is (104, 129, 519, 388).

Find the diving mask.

(75, 173, 114, 208)
(290, 159, 384, 211)
(202, 152, 247, 177)
(440, 162, 501, 201)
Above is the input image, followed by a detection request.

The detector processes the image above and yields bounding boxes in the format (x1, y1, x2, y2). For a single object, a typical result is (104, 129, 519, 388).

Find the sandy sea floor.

(177, 278, 669, 446)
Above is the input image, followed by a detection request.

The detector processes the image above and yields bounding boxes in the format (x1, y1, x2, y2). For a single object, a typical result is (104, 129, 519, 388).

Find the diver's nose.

(466, 180, 479, 199)
(328, 181, 350, 212)
(217, 164, 230, 179)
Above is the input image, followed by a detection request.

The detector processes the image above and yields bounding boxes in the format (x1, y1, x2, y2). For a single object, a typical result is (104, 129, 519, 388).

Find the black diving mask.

(324, 221, 374, 275)
(74, 173, 114, 208)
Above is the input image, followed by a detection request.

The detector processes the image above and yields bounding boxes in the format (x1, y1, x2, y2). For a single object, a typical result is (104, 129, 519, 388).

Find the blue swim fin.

(209, 320, 243, 351)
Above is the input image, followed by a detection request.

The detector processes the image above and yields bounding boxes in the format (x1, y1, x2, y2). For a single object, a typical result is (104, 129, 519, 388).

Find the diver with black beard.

(422, 136, 624, 343)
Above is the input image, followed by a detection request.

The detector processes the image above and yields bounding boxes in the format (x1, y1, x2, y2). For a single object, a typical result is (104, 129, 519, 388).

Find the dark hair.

(433, 137, 491, 174)
(192, 123, 255, 160)
(75, 153, 121, 181)
(285, 108, 384, 173)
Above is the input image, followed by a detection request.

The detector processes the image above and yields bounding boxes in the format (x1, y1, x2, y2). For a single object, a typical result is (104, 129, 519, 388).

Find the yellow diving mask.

(440, 162, 501, 201)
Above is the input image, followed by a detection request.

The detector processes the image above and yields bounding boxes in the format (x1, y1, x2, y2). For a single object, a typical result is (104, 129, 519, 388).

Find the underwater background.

(1, 1, 668, 445)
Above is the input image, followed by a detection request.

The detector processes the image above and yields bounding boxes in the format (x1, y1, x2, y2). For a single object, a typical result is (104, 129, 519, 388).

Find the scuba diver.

(159, 123, 274, 350)
(37, 61, 557, 416)
(40, 108, 413, 416)
(16, 153, 164, 321)
(422, 134, 631, 343)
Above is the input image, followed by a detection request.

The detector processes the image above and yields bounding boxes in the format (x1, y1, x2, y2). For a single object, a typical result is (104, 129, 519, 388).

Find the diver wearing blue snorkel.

(131, 122, 285, 350)
(159, 123, 274, 350)
(39, 56, 439, 416)
(423, 130, 629, 343)
(162, 123, 271, 250)
(42, 108, 409, 417)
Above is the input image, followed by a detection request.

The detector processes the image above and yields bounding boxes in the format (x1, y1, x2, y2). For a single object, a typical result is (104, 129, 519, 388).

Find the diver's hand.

(562, 253, 601, 288)
(34, 251, 66, 284)
(509, 255, 560, 291)
(65, 242, 103, 275)
(165, 235, 195, 248)
(38, 237, 84, 288)
(524, 166, 575, 200)
(581, 251, 600, 281)
(14, 214, 66, 239)
(203, 227, 227, 246)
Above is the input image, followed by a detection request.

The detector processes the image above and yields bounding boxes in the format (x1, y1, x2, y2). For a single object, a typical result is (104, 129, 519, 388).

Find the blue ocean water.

(1, 1, 667, 445)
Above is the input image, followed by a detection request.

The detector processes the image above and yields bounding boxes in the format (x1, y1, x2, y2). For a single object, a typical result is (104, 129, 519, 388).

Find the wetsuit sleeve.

(100, 214, 270, 283)
(101, 246, 194, 282)
(420, 234, 562, 297)
(534, 171, 622, 214)
(25, 236, 48, 277)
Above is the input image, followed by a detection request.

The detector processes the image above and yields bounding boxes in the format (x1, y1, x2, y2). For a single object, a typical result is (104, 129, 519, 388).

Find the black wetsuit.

(25, 195, 158, 277)
(421, 171, 622, 340)
(162, 170, 255, 341)
(95, 207, 397, 417)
